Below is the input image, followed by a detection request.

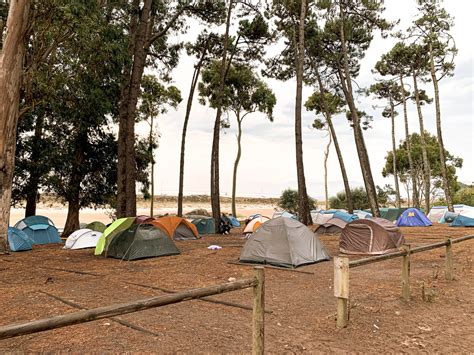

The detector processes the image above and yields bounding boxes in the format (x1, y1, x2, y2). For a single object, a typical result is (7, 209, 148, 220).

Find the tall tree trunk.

(62, 136, 85, 237)
(210, 0, 233, 227)
(116, 0, 141, 218)
(338, 4, 380, 217)
(149, 111, 154, 217)
(231, 115, 242, 217)
(429, 42, 453, 212)
(177, 42, 209, 217)
(400, 75, 419, 208)
(390, 99, 401, 208)
(315, 70, 353, 213)
(323, 132, 332, 210)
(294, 0, 311, 225)
(412, 70, 431, 213)
(0, 0, 31, 251)
(24, 112, 45, 217)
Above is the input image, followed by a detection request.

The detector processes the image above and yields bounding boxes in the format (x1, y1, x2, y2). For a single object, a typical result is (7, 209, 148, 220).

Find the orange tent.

(151, 216, 200, 240)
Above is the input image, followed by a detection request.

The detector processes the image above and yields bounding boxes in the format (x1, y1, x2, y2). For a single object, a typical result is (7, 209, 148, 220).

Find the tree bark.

(400, 76, 419, 208)
(323, 132, 332, 210)
(210, 0, 233, 227)
(412, 70, 431, 213)
(231, 115, 242, 217)
(429, 42, 453, 211)
(294, 0, 311, 225)
(315, 70, 353, 213)
(62, 135, 86, 237)
(149, 111, 154, 217)
(0, 0, 31, 251)
(177, 42, 209, 217)
(390, 99, 401, 208)
(338, 4, 380, 217)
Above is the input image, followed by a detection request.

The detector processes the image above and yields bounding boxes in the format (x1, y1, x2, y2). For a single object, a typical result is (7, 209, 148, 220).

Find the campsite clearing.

(0, 224, 472, 352)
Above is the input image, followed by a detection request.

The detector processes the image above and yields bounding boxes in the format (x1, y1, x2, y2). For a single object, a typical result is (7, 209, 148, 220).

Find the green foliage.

(453, 187, 474, 206)
(199, 61, 276, 121)
(330, 186, 392, 210)
(279, 188, 316, 215)
(382, 132, 462, 199)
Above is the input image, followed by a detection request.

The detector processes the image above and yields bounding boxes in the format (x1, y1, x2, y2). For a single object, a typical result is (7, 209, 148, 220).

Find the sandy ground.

(0, 224, 473, 352)
(9, 204, 276, 229)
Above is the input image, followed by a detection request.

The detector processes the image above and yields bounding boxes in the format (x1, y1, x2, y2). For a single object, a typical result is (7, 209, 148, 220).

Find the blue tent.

(333, 211, 358, 223)
(450, 215, 474, 227)
(7, 227, 33, 251)
(397, 208, 432, 227)
(227, 216, 240, 227)
(14, 215, 62, 244)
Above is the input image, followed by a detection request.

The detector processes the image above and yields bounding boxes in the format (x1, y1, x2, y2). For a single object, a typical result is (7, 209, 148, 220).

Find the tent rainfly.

(396, 208, 432, 227)
(240, 217, 331, 268)
(152, 216, 200, 240)
(314, 218, 347, 235)
(14, 215, 61, 245)
(340, 218, 405, 255)
(450, 215, 474, 227)
(7, 227, 33, 252)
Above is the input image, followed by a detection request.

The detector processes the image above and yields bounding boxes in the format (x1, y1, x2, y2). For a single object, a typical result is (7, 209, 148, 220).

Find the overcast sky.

(143, 0, 473, 199)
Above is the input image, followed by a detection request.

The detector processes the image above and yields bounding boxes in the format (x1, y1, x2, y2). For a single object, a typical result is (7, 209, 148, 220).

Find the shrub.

(278, 188, 316, 215)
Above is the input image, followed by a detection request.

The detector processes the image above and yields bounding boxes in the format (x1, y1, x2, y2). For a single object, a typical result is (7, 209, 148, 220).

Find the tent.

(314, 218, 347, 235)
(192, 218, 216, 234)
(227, 216, 240, 227)
(354, 210, 372, 219)
(450, 215, 474, 227)
(428, 204, 474, 223)
(272, 211, 297, 220)
(14, 216, 61, 245)
(85, 221, 107, 233)
(152, 216, 199, 240)
(380, 208, 407, 222)
(64, 229, 102, 250)
(107, 224, 180, 261)
(95, 217, 135, 255)
(243, 216, 270, 234)
(396, 208, 432, 227)
(312, 210, 337, 225)
(333, 211, 358, 223)
(7, 227, 33, 252)
(340, 218, 405, 255)
(136, 215, 155, 224)
(239, 217, 330, 268)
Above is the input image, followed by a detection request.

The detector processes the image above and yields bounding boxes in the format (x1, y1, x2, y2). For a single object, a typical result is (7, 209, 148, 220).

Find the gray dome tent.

(239, 217, 331, 268)
(107, 224, 180, 261)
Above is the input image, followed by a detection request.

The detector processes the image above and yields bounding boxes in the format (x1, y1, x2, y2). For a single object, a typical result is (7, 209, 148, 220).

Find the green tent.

(86, 221, 107, 233)
(383, 208, 407, 222)
(192, 218, 216, 234)
(95, 217, 135, 255)
(107, 224, 180, 261)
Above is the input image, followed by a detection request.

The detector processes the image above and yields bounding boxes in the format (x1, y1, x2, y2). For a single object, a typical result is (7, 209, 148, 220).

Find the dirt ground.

(0, 224, 472, 353)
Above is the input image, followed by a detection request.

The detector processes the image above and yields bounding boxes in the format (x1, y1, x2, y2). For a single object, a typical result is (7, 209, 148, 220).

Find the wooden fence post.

(445, 238, 453, 281)
(401, 245, 410, 301)
(252, 267, 264, 355)
(334, 256, 349, 328)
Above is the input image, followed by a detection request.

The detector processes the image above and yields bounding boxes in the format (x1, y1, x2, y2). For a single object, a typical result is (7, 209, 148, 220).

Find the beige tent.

(240, 217, 331, 268)
(340, 218, 405, 255)
(243, 216, 270, 234)
(314, 218, 347, 235)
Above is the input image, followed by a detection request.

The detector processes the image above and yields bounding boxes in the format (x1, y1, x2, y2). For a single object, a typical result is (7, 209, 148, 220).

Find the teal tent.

(192, 218, 216, 234)
(14, 216, 61, 245)
(450, 215, 474, 227)
(8, 227, 33, 251)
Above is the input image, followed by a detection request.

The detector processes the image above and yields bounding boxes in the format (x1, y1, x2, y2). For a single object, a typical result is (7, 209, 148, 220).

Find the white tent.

(244, 216, 270, 234)
(427, 204, 474, 223)
(64, 229, 102, 250)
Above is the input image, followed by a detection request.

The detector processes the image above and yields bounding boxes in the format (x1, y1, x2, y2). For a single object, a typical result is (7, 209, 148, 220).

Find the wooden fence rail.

(334, 235, 473, 328)
(0, 267, 265, 355)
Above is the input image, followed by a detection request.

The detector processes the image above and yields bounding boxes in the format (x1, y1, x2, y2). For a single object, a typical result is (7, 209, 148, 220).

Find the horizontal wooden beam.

(0, 278, 256, 340)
